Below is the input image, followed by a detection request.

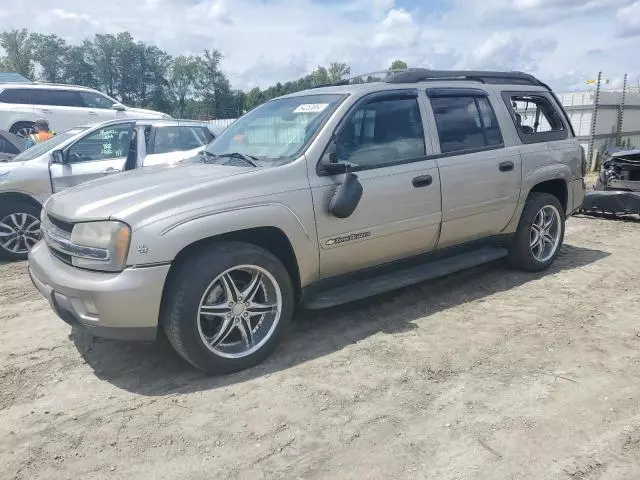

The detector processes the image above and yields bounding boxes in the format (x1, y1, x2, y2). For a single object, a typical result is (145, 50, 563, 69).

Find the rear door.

(425, 89, 521, 248)
(31, 89, 87, 134)
(310, 90, 442, 279)
(49, 123, 134, 192)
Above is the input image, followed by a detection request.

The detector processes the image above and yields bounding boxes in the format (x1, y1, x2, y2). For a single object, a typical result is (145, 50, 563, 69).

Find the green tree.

(170, 55, 201, 117)
(30, 34, 69, 83)
(197, 49, 233, 118)
(390, 60, 408, 71)
(86, 34, 118, 96)
(328, 62, 351, 82)
(0, 29, 34, 78)
(63, 44, 97, 88)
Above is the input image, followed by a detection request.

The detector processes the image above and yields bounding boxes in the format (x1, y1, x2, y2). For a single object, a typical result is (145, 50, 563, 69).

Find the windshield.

(11, 128, 87, 162)
(204, 94, 346, 165)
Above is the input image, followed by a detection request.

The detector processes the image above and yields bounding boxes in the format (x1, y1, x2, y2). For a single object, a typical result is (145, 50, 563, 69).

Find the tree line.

(0, 29, 407, 119)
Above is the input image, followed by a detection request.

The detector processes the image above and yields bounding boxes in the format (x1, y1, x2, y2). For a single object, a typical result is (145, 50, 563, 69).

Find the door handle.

(39, 109, 52, 114)
(412, 174, 433, 188)
(102, 168, 119, 174)
(88, 111, 98, 116)
(499, 161, 514, 172)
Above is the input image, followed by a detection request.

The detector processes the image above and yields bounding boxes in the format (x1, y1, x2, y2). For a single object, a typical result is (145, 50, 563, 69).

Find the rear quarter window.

(502, 92, 568, 144)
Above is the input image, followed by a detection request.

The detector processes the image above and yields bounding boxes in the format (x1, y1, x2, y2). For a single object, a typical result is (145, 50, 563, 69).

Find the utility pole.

(587, 71, 602, 171)
(616, 73, 628, 147)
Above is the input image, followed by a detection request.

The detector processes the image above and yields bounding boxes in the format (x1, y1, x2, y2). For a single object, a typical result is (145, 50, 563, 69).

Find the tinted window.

(30, 89, 83, 107)
(180, 126, 210, 150)
(152, 127, 182, 154)
(67, 124, 133, 163)
(431, 96, 503, 154)
(508, 95, 564, 134)
(0, 89, 31, 104)
(335, 97, 425, 168)
(80, 91, 115, 109)
(0, 134, 20, 154)
(151, 126, 212, 154)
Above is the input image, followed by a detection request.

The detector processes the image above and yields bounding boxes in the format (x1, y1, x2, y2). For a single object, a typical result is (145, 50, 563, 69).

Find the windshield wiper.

(207, 152, 260, 167)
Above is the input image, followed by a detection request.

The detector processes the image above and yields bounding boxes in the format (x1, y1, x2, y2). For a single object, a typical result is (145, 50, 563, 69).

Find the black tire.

(162, 241, 294, 374)
(0, 200, 42, 261)
(9, 121, 36, 139)
(508, 192, 565, 272)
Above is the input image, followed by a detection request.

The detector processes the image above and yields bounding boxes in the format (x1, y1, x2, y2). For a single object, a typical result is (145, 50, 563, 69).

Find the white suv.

(0, 82, 171, 138)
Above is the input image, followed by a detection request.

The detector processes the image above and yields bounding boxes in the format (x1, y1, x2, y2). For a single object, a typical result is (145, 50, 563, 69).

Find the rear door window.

(31, 89, 84, 107)
(151, 127, 182, 154)
(430, 95, 504, 154)
(179, 126, 211, 150)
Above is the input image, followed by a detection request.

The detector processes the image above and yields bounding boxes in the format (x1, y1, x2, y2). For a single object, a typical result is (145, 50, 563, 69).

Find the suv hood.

(45, 162, 253, 225)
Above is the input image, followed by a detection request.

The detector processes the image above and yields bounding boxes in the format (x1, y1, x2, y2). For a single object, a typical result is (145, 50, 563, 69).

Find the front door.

(425, 90, 521, 248)
(310, 91, 442, 279)
(49, 123, 134, 192)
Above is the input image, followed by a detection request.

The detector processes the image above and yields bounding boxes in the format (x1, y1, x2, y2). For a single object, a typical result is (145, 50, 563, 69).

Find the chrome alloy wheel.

(197, 265, 282, 359)
(530, 205, 561, 263)
(0, 213, 41, 255)
(15, 125, 36, 139)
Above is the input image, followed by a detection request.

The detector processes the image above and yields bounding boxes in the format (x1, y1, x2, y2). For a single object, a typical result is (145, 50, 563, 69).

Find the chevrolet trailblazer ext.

(29, 70, 586, 373)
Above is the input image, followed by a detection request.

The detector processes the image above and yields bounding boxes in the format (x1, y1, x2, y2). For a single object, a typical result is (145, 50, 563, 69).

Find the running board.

(302, 246, 508, 310)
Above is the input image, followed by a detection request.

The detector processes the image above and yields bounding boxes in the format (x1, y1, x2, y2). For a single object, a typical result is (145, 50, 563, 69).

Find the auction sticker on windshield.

(293, 103, 329, 113)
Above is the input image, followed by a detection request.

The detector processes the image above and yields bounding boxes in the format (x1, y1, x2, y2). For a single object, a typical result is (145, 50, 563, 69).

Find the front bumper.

(28, 241, 170, 341)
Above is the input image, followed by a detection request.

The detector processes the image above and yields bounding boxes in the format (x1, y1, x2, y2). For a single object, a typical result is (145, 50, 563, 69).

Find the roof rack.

(385, 68, 548, 88)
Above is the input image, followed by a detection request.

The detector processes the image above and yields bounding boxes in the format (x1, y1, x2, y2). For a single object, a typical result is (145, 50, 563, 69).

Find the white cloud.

(373, 8, 419, 48)
(617, 1, 640, 36)
(0, 0, 636, 93)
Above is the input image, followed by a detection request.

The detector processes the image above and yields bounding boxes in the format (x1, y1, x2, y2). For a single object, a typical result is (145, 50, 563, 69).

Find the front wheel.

(0, 201, 42, 261)
(163, 241, 294, 373)
(508, 192, 565, 272)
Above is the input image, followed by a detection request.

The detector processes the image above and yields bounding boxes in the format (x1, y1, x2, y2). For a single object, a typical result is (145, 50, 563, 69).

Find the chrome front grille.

(42, 214, 74, 266)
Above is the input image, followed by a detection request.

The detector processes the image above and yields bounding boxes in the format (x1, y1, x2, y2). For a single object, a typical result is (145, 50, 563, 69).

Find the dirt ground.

(2, 214, 640, 480)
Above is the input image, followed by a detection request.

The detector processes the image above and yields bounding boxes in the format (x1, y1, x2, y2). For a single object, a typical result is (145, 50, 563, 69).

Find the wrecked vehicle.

(582, 148, 640, 216)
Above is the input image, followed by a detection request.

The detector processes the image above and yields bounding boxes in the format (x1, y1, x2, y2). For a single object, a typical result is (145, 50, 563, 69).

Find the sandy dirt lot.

(1, 214, 640, 480)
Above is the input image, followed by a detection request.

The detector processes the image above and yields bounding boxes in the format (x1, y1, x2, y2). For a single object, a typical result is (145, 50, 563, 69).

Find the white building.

(557, 88, 640, 168)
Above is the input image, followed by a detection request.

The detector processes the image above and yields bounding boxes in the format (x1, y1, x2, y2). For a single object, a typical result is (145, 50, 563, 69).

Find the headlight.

(70, 221, 131, 271)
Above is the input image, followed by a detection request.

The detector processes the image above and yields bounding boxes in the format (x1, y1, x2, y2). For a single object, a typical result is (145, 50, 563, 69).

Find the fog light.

(82, 299, 98, 316)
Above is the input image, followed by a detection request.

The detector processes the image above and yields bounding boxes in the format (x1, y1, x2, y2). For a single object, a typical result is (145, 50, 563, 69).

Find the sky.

(0, 0, 639, 92)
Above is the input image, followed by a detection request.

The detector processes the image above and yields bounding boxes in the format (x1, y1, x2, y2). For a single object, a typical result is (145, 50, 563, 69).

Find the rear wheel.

(0, 201, 42, 261)
(9, 121, 36, 140)
(163, 241, 294, 373)
(508, 192, 565, 272)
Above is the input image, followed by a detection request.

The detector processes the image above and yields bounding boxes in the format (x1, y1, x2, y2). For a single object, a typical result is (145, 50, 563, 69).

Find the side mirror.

(329, 173, 363, 218)
(51, 149, 65, 165)
(319, 135, 350, 175)
(112, 103, 126, 112)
